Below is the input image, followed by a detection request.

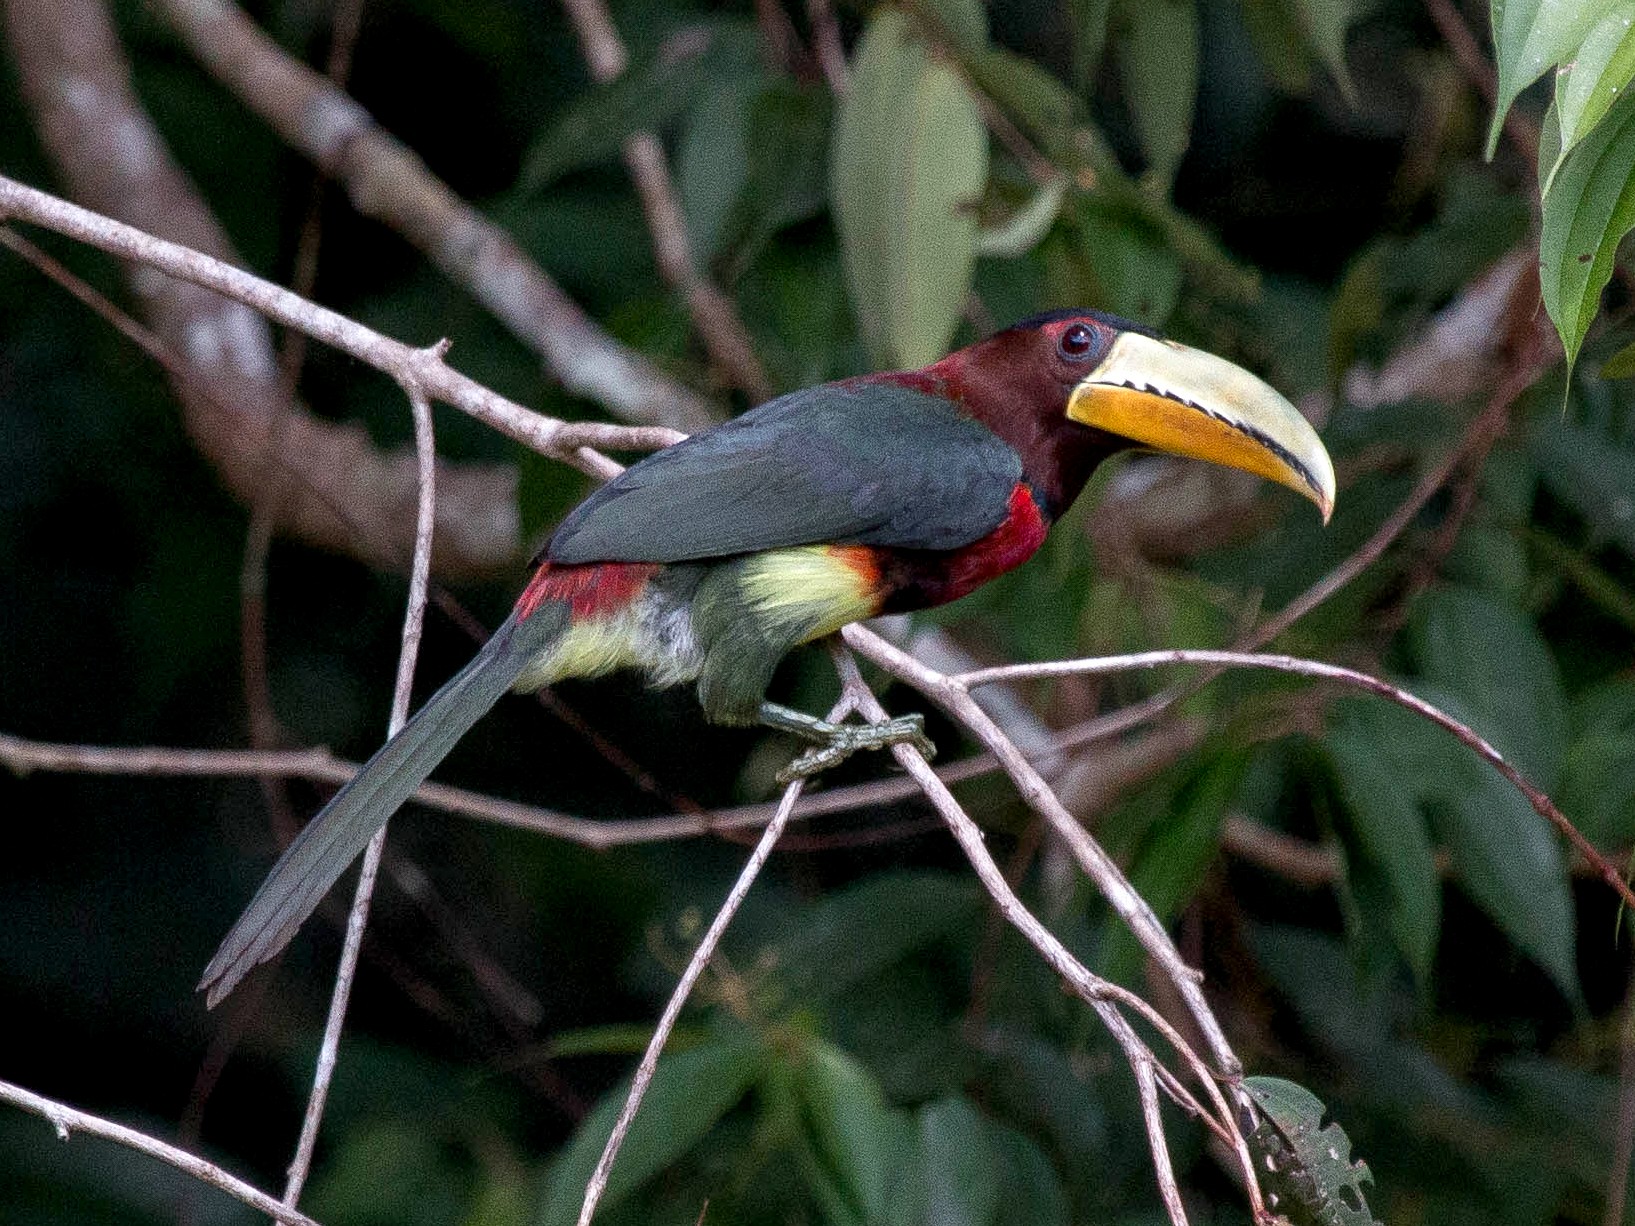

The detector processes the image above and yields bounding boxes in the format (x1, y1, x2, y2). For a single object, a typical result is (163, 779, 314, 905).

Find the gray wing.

(547, 381, 1024, 564)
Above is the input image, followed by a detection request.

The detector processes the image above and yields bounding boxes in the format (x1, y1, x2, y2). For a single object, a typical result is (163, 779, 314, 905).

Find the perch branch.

(0, 175, 682, 479)
(831, 652, 1268, 1225)
(572, 735, 832, 1225)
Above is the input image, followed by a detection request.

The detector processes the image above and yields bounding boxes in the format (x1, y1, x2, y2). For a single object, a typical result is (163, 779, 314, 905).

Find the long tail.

(200, 602, 569, 1007)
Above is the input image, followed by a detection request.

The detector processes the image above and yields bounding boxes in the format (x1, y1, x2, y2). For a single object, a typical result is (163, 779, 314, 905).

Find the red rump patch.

(514, 561, 658, 621)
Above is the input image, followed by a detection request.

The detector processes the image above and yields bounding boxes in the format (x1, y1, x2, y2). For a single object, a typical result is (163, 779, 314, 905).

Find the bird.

(200, 308, 1335, 1005)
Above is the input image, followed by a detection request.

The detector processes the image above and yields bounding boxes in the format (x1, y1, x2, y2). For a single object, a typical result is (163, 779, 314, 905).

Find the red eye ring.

(1058, 322, 1096, 360)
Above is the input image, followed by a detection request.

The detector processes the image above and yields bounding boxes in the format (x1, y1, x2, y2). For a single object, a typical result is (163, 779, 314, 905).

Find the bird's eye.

(1058, 322, 1097, 360)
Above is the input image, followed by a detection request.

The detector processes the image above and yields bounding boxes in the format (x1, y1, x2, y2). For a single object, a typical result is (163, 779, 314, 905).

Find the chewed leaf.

(1245, 1076, 1383, 1226)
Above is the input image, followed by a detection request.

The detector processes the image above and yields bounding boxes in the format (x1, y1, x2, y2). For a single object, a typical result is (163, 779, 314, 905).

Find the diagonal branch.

(830, 651, 1268, 1226)
(558, 0, 771, 401)
(0, 175, 681, 478)
(0, 1078, 321, 1226)
(572, 741, 829, 1225)
(149, 0, 721, 432)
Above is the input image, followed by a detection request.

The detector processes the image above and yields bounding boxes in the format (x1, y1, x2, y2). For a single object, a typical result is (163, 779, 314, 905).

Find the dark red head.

(894, 309, 1335, 523)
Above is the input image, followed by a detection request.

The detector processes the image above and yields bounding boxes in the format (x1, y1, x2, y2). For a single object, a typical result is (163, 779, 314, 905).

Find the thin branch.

(845, 624, 1246, 1081)
(831, 652, 1268, 1224)
(0, 174, 680, 479)
(149, 0, 719, 432)
(0, 1078, 320, 1226)
(1049, 308, 1551, 759)
(283, 381, 439, 1207)
(558, 0, 772, 399)
(1134, 1059, 1190, 1226)
(959, 648, 1635, 912)
(573, 750, 827, 1225)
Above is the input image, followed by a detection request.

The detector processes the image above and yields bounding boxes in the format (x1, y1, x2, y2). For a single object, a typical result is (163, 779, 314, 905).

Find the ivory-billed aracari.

(200, 309, 1334, 1004)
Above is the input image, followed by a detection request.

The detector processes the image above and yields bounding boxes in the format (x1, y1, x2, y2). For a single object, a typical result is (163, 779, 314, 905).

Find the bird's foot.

(774, 713, 937, 784)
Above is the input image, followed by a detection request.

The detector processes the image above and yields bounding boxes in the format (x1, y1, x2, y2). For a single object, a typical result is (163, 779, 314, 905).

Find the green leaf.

(911, 0, 989, 56)
(773, 871, 979, 1003)
(308, 1121, 466, 1226)
(1114, 0, 1199, 185)
(795, 1041, 913, 1223)
(1531, 412, 1635, 556)
(1075, 198, 1184, 323)
(1242, 0, 1316, 94)
(676, 80, 755, 261)
(918, 1098, 1001, 1226)
(1067, 0, 1115, 86)
(1600, 334, 1635, 376)
(1487, 0, 1614, 158)
(964, 48, 1077, 144)
(1560, 681, 1635, 845)
(1327, 705, 1442, 980)
(976, 178, 1067, 258)
(1100, 758, 1240, 985)
(1410, 585, 1565, 786)
(1429, 745, 1579, 998)
(521, 29, 741, 189)
(884, 1097, 1001, 1226)
(1294, 0, 1361, 103)
(1244, 1077, 1383, 1226)
(1539, 85, 1635, 369)
(987, 1127, 1070, 1226)
(718, 84, 834, 264)
(1540, 96, 1566, 197)
(1554, 3, 1635, 175)
(832, 9, 989, 368)
(538, 1035, 765, 1226)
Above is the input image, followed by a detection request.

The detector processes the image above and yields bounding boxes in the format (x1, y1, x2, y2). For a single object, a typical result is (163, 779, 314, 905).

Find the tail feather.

(200, 605, 567, 1006)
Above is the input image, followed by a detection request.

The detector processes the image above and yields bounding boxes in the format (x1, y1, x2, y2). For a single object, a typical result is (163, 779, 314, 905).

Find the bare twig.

(845, 624, 1245, 1081)
(149, 0, 719, 432)
(283, 380, 439, 1206)
(1134, 1059, 1190, 1226)
(558, 0, 772, 400)
(959, 648, 1635, 912)
(831, 652, 1268, 1225)
(0, 1078, 320, 1226)
(0, 175, 681, 479)
(573, 745, 829, 1225)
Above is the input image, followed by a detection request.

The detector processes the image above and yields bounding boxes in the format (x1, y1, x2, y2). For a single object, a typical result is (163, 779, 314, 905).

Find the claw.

(774, 713, 938, 784)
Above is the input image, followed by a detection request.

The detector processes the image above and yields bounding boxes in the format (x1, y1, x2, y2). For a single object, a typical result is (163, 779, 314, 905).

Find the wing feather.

(547, 383, 1023, 564)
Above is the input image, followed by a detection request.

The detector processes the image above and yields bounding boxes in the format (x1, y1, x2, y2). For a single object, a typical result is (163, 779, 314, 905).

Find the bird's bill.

(1066, 331, 1336, 522)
